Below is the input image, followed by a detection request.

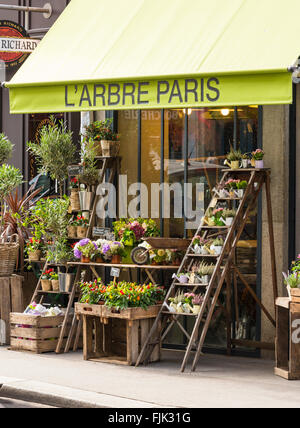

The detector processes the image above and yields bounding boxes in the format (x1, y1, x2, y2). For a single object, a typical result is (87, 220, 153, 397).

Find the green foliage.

(27, 117, 76, 196)
(27, 197, 70, 242)
(0, 164, 23, 200)
(79, 139, 100, 186)
(47, 238, 75, 264)
(226, 146, 242, 161)
(0, 134, 13, 164)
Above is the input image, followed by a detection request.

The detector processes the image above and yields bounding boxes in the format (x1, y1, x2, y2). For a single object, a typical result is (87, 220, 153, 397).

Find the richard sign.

(0, 20, 39, 68)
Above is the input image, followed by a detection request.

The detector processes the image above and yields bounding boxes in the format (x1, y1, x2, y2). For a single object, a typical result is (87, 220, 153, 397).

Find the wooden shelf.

(187, 254, 220, 258)
(162, 311, 198, 317)
(67, 262, 180, 270)
(174, 282, 208, 287)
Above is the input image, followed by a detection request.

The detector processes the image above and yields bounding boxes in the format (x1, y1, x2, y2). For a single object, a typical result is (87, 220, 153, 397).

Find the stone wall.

(261, 105, 290, 358)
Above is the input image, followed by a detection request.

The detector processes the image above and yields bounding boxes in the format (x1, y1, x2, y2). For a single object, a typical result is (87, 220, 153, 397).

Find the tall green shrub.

(0, 133, 13, 164)
(27, 117, 76, 196)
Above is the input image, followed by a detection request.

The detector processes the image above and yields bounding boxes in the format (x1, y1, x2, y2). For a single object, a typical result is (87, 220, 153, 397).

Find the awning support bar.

(0, 3, 52, 18)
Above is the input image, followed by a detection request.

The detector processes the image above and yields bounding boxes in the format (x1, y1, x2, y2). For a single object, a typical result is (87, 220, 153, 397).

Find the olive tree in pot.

(27, 116, 76, 197)
(0, 133, 13, 165)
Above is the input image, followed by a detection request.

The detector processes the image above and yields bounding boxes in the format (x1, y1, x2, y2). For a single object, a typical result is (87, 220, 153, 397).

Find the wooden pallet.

(75, 303, 161, 365)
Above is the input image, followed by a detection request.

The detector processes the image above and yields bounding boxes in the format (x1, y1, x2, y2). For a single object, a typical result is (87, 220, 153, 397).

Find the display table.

(75, 303, 161, 365)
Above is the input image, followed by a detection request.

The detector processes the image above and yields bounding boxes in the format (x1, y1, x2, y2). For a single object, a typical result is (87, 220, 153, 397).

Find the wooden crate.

(0, 275, 24, 345)
(75, 303, 161, 365)
(275, 298, 300, 380)
(10, 313, 72, 354)
(290, 288, 300, 303)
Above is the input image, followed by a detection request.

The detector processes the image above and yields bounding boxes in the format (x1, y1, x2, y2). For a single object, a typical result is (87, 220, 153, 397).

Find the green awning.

(6, 0, 300, 114)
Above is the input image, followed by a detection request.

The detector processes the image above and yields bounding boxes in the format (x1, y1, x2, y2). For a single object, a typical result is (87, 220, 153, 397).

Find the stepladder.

(135, 168, 278, 372)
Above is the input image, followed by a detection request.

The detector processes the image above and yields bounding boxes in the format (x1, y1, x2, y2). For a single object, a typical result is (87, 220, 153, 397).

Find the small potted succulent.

(252, 149, 265, 169)
(50, 271, 59, 292)
(198, 262, 215, 284)
(235, 180, 248, 198)
(74, 215, 89, 239)
(41, 268, 54, 291)
(191, 294, 205, 314)
(74, 239, 98, 263)
(241, 153, 249, 169)
(223, 209, 236, 227)
(224, 147, 242, 170)
(210, 237, 224, 256)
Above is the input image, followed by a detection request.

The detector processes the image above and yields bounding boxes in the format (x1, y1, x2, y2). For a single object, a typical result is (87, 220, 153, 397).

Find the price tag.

(111, 267, 120, 278)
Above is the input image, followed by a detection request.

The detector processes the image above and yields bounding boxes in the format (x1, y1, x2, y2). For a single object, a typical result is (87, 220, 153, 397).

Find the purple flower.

(74, 248, 82, 259)
(93, 241, 98, 250)
(79, 239, 90, 247)
(102, 244, 111, 254)
(113, 242, 121, 247)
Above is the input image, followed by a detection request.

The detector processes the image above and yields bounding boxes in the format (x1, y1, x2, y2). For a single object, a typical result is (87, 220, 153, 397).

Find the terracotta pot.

(41, 279, 51, 292)
(96, 257, 103, 264)
(111, 255, 121, 264)
(77, 226, 87, 238)
(81, 256, 90, 263)
(70, 190, 80, 211)
(28, 250, 41, 261)
(51, 280, 60, 292)
(68, 226, 77, 238)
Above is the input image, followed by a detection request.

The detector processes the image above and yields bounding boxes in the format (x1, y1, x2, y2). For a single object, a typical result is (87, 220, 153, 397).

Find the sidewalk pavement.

(0, 346, 300, 408)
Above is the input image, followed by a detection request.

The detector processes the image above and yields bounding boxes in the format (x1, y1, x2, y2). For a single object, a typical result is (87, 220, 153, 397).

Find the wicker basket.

(0, 234, 19, 277)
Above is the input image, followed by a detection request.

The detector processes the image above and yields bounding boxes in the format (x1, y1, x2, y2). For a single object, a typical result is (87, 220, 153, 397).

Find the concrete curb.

(0, 378, 162, 408)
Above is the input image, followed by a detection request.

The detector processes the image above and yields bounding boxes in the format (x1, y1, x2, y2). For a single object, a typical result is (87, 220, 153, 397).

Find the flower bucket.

(79, 191, 93, 211)
(41, 279, 51, 292)
(28, 249, 41, 262)
(77, 226, 87, 239)
(68, 226, 77, 238)
(51, 280, 60, 292)
(101, 140, 120, 157)
(70, 190, 80, 211)
(65, 274, 75, 292)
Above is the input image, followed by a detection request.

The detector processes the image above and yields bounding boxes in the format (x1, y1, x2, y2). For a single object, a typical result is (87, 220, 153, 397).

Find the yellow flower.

(158, 250, 165, 257)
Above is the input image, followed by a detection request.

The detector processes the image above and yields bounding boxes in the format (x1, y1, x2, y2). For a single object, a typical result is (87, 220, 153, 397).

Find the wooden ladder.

(135, 168, 278, 372)
(29, 156, 121, 354)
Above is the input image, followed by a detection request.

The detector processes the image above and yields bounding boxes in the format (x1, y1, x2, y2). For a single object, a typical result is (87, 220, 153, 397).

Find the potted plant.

(110, 241, 125, 264)
(224, 179, 240, 198)
(41, 268, 54, 291)
(236, 180, 248, 198)
(50, 271, 59, 291)
(241, 153, 249, 169)
(214, 182, 228, 199)
(79, 278, 106, 305)
(198, 262, 215, 284)
(210, 237, 224, 256)
(191, 294, 205, 314)
(224, 147, 242, 170)
(223, 209, 236, 226)
(169, 291, 187, 313)
(26, 236, 43, 261)
(69, 177, 80, 211)
(0, 133, 13, 165)
(206, 208, 225, 227)
(75, 215, 89, 238)
(74, 239, 97, 263)
(68, 217, 77, 239)
(27, 116, 76, 197)
(252, 149, 265, 169)
(99, 119, 120, 157)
